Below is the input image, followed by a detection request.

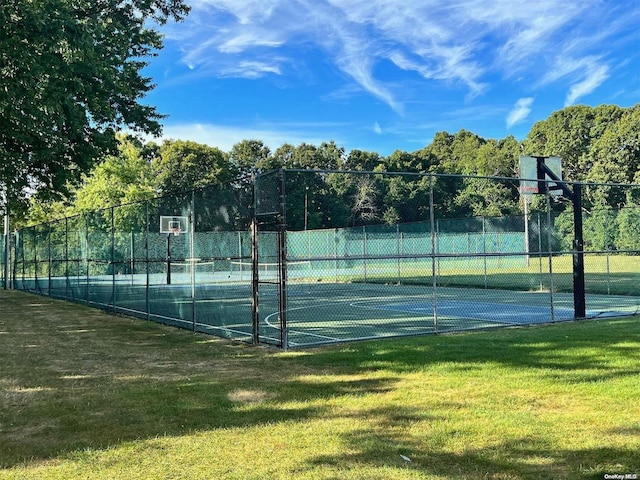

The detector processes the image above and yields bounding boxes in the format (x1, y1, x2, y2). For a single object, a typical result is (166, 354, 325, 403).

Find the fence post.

(605, 209, 611, 295)
(145, 201, 150, 322)
(111, 207, 116, 313)
(363, 225, 367, 282)
(3, 210, 9, 290)
(482, 216, 488, 289)
(524, 195, 531, 267)
(33, 226, 38, 293)
(251, 215, 259, 345)
(546, 195, 555, 321)
(190, 190, 196, 332)
(538, 213, 543, 291)
(48, 222, 52, 297)
(436, 220, 440, 278)
(10, 231, 15, 290)
(429, 175, 438, 333)
(20, 230, 25, 289)
(85, 214, 89, 304)
(130, 230, 135, 281)
(396, 224, 401, 284)
(65, 217, 69, 300)
(277, 168, 288, 350)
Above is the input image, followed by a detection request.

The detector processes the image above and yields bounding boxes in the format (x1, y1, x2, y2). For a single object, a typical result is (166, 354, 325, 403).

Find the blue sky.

(143, 0, 640, 156)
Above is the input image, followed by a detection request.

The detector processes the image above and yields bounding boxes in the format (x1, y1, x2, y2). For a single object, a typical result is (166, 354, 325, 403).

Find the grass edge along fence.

(9, 169, 640, 349)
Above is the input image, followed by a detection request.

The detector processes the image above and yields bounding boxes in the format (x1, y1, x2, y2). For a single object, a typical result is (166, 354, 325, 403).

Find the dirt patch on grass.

(228, 388, 275, 404)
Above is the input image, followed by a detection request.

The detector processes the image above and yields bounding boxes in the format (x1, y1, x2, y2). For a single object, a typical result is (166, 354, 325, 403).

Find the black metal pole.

(535, 156, 586, 319)
(251, 170, 260, 345)
(166, 233, 171, 285)
(3, 210, 8, 290)
(278, 168, 288, 350)
(111, 207, 116, 312)
(572, 183, 586, 318)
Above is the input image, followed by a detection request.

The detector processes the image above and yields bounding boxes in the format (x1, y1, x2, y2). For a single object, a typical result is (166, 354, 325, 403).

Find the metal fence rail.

(8, 170, 640, 349)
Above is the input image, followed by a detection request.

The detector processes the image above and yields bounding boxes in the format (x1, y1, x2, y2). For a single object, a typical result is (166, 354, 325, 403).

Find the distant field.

(1, 290, 639, 479)
(341, 254, 640, 295)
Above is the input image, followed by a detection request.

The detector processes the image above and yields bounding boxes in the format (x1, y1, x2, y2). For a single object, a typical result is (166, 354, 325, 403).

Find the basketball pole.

(535, 156, 586, 319)
(166, 232, 171, 285)
(2, 180, 9, 290)
(3, 210, 8, 290)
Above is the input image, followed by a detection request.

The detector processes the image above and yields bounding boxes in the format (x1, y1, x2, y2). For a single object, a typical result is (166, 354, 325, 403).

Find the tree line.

(23, 104, 640, 236)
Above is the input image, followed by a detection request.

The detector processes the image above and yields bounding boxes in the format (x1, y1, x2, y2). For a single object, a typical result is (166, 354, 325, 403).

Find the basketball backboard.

(519, 156, 562, 196)
(160, 216, 189, 235)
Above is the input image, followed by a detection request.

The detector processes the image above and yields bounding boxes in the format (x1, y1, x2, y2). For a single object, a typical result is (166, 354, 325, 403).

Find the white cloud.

(220, 61, 282, 78)
(151, 122, 346, 152)
(565, 65, 610, 106)
(189, 0, 280, 25)
(218, 34, 283, 54)
(373, 122, 382, 134)
(164, 0, 633, 113)
(537, 54, 610, 107)
(506, 97, 534, 128)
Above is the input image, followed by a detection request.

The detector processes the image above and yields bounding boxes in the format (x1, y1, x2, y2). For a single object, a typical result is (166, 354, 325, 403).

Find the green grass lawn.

(1, 290, 639, 479)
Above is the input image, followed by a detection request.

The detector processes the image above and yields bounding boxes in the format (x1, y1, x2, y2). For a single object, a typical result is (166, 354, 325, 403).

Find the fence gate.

(253, 170, 288, 348)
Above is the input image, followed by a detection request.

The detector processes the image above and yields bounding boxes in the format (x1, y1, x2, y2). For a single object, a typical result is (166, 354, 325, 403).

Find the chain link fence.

(254, 170, 640, 348)
(8, 169, 640, 348)
(13, 181, 255, 343)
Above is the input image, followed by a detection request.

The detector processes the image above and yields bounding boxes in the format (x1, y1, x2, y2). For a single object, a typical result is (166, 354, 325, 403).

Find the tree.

(522, 105, 627, 183)
(385, 149, 431, 173)
(615, 203, 640, 252)
(523, 106, 593, 181)
(382, 174, 431, 224)
(72, 134, 157, 231)
(0, 0, 189, 213)
(344, 149, 383, 171)
(268, 141, 345, 171)
(320, 149, 385, 227)
(229, 139, 271, 175)
(351, 175, 382, 224)
(475, 136, 520, 178)
(586, 105, 640, 208)
(454, 178, 520, 217)
(154, 140, 236, 194)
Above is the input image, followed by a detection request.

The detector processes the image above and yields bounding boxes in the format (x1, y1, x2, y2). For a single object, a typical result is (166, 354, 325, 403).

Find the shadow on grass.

(296, 316, 640, 381)
(0, 291, 406, 468)
(1, 290, 639, 477)
(306, 424, 638, 479)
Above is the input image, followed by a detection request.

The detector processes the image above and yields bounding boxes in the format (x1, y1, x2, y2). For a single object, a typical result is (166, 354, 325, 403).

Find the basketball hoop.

(160, 215, 188, 236)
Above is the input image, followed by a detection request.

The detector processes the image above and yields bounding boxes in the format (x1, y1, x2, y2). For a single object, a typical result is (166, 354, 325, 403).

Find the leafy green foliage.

(0, 0, 189, 213)
(615, 204, 640, 251)
(18, 102, 640, 242)
(73, 134, 157, 231)
(587, 105, 640, 206)
(154, 140, 236, 194)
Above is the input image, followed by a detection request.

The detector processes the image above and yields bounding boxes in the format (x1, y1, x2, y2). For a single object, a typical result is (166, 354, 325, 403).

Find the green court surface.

(264, 282, 639, 347)
(24, 271, 640, 348)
